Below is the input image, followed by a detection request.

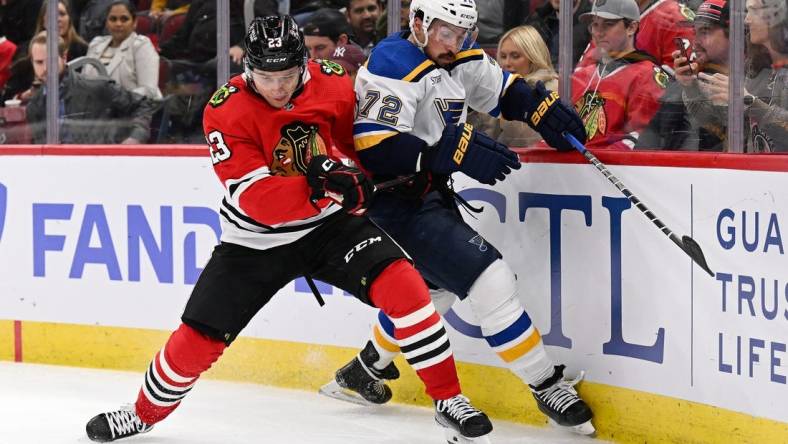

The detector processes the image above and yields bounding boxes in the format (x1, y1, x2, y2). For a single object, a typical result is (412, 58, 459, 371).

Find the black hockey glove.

(524, 82, 586, 152)
(306, 155, 374, 215)
(421, 123, 521, 186)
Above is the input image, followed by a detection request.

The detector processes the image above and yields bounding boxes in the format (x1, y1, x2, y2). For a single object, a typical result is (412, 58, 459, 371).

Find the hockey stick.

(373, 174, 418, 191)
(563, 133, 715, 277)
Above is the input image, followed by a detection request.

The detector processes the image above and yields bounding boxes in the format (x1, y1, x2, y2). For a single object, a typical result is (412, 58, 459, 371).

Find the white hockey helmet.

(409, 0, 479, 33)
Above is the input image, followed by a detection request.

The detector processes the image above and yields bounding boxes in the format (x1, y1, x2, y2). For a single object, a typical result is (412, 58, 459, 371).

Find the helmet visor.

(249, 67, 301, 90)
(428, 22, 477, 52)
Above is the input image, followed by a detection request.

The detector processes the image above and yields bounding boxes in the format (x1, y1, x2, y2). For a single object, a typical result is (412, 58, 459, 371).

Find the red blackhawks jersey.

(578, 0, 696, 69)
(571, 52, 668, 150)
(202, 59, 356, 250)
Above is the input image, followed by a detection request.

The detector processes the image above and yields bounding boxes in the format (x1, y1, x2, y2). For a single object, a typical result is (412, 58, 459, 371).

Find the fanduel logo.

(0, 182, 6, 243)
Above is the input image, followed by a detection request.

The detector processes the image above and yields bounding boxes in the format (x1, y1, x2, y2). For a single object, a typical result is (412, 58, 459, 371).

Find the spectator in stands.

(25, 33, 159, 144)
(148, 0, 189, 22)
(158, 0, 245, 143)
(3, 0, 87, 105)
(527, 0, 592, 68)
(743, 0, 787, 151)
(346, 0, 382, 55)
(328, 42, 366, 81)
(83, 0, 161, 99)
(0, 30, 17, 93)
(303, 8, 354, 59)
(469, 25, 559, 147)
(35, 0, 89, 60)
(77, 0, 115, 43)
(0, 0, 44, 58)
(572, 0, 669, 149)
(375, 0, 410, 36)
(672, 0, 729, 150)
(578, 0, 696, 70)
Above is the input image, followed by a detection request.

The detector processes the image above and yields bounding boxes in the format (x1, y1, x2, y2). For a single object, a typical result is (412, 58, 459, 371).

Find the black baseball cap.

(302, 8, 351, 41)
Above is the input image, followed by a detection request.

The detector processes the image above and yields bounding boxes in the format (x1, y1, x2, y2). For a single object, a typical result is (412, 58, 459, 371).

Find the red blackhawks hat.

(695, 0, 730, 27)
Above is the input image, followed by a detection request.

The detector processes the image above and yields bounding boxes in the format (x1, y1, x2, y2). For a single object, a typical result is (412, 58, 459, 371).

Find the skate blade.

(548, 418, 596, 437)
(318, 380, 378, 407)
(441, 427, 492, 444)
(435, 417, 492, 443)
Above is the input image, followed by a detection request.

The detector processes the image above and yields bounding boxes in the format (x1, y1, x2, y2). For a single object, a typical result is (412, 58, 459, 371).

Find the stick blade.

(681, 235, 715, 277)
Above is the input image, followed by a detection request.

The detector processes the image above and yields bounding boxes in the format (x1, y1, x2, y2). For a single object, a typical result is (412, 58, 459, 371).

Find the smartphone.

(674, 37, 696, 73)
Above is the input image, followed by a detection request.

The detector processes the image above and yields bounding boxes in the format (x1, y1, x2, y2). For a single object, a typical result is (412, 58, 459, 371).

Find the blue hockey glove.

(306, 155, 374, 215)
(421, 123, 521, 185)
(525, 82, 586, 152)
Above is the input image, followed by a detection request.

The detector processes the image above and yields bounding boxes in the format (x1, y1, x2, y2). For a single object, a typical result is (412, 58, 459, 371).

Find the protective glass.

(428, 22, 477, 51)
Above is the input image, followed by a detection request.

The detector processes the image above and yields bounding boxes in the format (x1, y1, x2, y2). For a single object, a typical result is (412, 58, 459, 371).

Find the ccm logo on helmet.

(266, 57, 287, 63)
(345, 237, 382, 263)
(530, 91, 559, 127)
(452, 123, 474, 165)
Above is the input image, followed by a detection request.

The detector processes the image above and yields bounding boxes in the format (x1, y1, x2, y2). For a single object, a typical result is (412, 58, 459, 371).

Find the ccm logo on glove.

(452, 123, 474, 165)
(530, 90, 559, 127)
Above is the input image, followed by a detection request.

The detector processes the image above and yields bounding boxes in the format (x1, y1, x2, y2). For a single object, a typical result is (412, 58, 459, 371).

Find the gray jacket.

(746, 67, 788, 152)
(27, 67, 160, 144)
(84, 33, 162, 100)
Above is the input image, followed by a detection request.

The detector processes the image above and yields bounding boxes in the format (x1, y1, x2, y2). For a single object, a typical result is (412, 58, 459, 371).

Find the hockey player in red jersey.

(572, 0, 670, 149)
(577, 0, 696, 69)
(84, 15, 492, 443)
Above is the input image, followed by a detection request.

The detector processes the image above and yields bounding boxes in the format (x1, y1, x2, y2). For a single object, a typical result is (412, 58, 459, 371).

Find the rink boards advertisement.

(0, 148, 786, 441)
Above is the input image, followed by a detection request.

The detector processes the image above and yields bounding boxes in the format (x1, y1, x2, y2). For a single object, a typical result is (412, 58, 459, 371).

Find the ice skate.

(319, 340, 400, 406)
(85, 404, 153, 442)
(434, 394, 493, 443)
(529, 364, 595, 436)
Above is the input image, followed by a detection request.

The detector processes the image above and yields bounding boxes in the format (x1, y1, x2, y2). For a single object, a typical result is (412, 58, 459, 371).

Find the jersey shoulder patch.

(208, 83, 240, 108)
(314, 59, 347, 76)
(366, 34, 436, 83)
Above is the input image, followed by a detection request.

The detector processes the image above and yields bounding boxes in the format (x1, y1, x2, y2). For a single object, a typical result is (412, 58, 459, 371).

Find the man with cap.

(578, 0, 696, 69)
(570, 0, 670, 149)
(302, 7, 356, 59)
(672, 0, 730, 151)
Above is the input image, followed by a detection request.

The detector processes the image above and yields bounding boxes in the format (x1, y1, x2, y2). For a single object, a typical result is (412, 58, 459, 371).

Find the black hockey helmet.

(244, 15, 307, 73)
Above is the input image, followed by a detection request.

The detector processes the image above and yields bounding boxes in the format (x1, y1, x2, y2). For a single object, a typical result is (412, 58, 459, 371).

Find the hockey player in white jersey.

(319, 0, 595, 440)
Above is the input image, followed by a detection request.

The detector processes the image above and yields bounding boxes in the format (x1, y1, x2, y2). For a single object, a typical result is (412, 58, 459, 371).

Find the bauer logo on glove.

(452, 123, 474, 165)
(530, 90, 560, 127)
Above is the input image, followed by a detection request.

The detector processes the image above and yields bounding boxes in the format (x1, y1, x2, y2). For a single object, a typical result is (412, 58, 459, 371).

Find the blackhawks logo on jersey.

(318, 59, 346, 76)
(653, 67, 669, 89)
(270, 122, 328, 176)
(575, 92, 607, 141)
(209, 84, 239, 108)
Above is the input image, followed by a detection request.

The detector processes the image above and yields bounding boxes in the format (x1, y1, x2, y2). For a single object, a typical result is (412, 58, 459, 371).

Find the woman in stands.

(469, 25, 559, 147)
(34, 0, 88, 61)
(83, 0, 161, 99)
(743, 0, 787, 151)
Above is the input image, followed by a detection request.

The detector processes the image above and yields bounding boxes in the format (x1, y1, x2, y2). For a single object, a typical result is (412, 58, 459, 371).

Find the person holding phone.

(672, 0, 731, 151)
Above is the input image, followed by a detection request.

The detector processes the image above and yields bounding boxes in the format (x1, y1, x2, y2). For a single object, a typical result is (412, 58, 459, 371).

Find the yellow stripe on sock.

(373, 325, 400, 353)
(497, 329, 541, 363)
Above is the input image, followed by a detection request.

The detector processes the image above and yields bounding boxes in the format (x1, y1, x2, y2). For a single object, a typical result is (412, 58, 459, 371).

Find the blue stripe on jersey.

(377, 310, 396, 337)
(367, 33, 433, 82)
(354, 122, 398, 135)
(484, 311, 533, 347)
(488, 71, 512, 118)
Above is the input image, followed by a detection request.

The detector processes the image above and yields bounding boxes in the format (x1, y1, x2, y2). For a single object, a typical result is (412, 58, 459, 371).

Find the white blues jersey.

(353, 32, 519, 152)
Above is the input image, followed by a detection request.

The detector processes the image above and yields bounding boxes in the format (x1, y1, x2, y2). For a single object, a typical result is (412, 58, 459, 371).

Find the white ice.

(0, 362, 603, 444)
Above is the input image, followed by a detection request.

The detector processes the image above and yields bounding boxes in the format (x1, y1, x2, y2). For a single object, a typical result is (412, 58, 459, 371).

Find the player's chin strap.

(304, 274, 326, 306)
(409, 18, 429, 48)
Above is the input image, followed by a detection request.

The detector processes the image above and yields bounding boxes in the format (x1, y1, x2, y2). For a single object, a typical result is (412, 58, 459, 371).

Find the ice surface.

(0, 362, 602, 443)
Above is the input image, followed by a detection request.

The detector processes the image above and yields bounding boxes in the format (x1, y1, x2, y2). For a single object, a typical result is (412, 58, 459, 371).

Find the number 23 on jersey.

(207, 130, 232, 164)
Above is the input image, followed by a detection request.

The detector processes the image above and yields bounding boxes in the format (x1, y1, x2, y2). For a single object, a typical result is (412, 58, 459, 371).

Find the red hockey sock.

(135, 323, 226, 424)
(368, 259, 461, 400)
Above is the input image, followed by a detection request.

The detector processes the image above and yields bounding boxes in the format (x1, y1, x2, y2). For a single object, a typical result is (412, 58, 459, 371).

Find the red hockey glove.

(306, 155, 374, 215)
